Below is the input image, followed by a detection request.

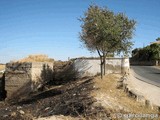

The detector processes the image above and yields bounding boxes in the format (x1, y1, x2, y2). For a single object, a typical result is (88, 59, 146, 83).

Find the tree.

(79, 5, 136, 79)
(132, 44, 160, 61)
(150, 43, 160, 60)
(156, 37, 160, 41)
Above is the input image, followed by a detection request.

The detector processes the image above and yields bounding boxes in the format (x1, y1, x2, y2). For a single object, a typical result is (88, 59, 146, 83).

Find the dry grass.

(16, 54, 54, 63)
(35, 74, 159, 120)
(0, 64, 5, 71)
(92, 74, 158, 114)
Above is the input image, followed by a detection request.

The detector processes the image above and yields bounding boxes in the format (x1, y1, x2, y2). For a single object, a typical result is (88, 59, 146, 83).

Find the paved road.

(131, 66, 160, 87)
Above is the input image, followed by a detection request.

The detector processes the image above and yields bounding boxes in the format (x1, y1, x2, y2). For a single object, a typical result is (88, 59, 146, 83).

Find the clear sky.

(0, 0, 160, 63)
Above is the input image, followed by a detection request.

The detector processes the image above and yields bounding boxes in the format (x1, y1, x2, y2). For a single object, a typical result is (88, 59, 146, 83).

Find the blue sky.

(0, 0, 160, 63)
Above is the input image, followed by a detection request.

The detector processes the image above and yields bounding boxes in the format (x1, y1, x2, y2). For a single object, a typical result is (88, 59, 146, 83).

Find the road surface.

(131, 66, 160, 87)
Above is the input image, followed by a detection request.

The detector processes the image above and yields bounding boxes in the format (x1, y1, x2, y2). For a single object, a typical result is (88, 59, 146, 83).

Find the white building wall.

(73, 58, 130, 77)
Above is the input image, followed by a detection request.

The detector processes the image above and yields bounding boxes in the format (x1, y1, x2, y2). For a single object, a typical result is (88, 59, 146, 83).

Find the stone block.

(5, 62, 53, 100)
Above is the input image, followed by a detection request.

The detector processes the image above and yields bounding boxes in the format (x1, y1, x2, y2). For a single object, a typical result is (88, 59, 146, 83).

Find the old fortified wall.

(4, 57, 129, 100)
(5, 62, 53, 100)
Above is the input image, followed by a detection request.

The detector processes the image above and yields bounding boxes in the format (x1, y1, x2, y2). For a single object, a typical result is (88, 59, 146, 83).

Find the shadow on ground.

(0, 61, 110, 120)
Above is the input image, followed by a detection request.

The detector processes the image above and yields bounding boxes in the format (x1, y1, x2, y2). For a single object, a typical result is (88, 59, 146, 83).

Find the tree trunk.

(102, 51, 106, 76)
(100, 56, 103, 79)
(96, 48, 105, 79)
(103, 55, 106, 75)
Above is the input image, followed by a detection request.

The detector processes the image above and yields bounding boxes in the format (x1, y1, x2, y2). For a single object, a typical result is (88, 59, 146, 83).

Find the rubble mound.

(16, 54, 54, 63)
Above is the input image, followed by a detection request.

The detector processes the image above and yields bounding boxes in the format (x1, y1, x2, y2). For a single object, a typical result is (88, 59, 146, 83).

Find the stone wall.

(4, 58, 129, 99)
(73, 58, 129, 77)
(5, 62, 53, 100)
(5, 63, 32, 99)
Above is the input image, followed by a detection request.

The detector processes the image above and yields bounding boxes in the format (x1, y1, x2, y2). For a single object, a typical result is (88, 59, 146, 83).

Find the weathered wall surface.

(5, 58, 128, 99)
(31, 62, 54, 83)
(5, 62, 53, 99)
(5, 63, 32, 99)
(73, 58, 129, 77)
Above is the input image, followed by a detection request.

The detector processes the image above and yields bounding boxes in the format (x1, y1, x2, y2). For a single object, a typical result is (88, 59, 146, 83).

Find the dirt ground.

(0, 74, 159, 120)
(92, 74, 160, 119)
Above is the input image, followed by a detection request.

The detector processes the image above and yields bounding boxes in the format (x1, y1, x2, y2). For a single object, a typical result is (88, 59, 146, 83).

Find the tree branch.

(96, 47, 102, 57)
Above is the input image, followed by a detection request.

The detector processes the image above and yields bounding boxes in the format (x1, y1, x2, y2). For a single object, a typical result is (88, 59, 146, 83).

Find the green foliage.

(132, 43, 160, 61)
(79, 5, 136, 55)
(79, 5, 136, 78)
(156, 37, 160, 41)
